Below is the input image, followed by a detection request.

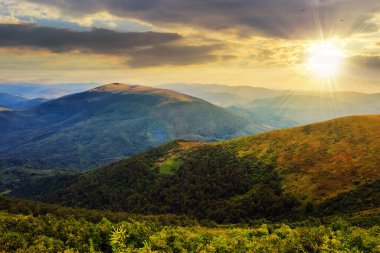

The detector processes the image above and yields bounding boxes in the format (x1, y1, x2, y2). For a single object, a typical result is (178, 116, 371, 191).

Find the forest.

(0, 196, 379, 253)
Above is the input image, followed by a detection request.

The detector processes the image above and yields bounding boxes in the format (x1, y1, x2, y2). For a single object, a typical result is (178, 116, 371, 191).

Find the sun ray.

(306, 41, 344, 79)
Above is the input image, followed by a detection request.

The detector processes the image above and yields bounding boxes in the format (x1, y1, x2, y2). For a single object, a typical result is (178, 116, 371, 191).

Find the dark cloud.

(27, 0, 380, 38)
(0, 24, 221, 67)
(0, 24, 180, 53)
(350, 55, 380, 69)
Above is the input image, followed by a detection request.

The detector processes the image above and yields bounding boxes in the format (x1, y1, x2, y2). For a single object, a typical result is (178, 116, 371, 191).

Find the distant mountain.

(0, 93, 28, 107)
(250, 93, 380, 124)
(160, 84, 380, 124)
(228, 107, 298, 131)
(9, 98, 49, 110)
(159, 83, 289, 106)
(0, 92, 48, 110)
(13, 115, 380, 222)
(0, 83, 259, 171)
(0, 83, 99, 99)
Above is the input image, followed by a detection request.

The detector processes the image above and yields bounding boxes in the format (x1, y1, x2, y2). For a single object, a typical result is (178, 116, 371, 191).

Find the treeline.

(0, 196, 196, 226)
(11, 143, 380, 224)
(14, 145, 301, 223)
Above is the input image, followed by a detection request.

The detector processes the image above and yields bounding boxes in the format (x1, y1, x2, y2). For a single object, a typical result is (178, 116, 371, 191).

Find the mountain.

(9, 98, 48, 109)
(0, 92, 48, 110)
(159, 83, 289, 107)
(159, 84, 380, 124)
(13, 115, 380, 223)
(249, 93, 380, 124)
(228, 106, 298, 131)
(0, 83, 258, 172)
(0, 83, 99, 99)
(0, 93, 28, 107)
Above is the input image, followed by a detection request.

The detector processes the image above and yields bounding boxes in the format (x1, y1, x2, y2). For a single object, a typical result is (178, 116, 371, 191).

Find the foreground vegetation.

(0, 196, 379, 252)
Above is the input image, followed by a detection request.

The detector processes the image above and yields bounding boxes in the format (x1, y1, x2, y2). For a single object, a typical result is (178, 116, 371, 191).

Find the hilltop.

(13, 115, 380, 222)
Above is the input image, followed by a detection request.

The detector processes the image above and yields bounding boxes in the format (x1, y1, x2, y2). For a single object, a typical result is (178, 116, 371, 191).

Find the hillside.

(0, 83, 257, 171)
(13, 115, 380, 222)
(0, 92, 28, 107)
(0, 92, 47, 110)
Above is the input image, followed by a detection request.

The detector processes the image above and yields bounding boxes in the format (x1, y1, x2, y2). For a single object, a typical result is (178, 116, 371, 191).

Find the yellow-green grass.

(159, 158, 183, 175)
(220, 115, 380, 204)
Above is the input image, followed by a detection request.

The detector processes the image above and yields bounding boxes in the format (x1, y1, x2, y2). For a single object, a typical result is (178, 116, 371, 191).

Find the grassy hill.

(222, 115, 380, 203)
(12, 115, 380, 223)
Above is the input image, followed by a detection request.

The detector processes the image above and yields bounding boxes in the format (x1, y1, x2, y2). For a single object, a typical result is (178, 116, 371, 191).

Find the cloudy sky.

(0, 0, 379, 92)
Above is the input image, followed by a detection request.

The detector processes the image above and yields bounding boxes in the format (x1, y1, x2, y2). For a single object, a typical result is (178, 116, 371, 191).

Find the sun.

(306, 41, 344, 78)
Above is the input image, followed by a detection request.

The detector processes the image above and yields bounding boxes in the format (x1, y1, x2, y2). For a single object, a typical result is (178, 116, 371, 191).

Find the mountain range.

(0, 92, 48, 110)
(12, 115, 380, 223)
(161, 84, 380, 124)
(0, 83, 299, 191)
(159, 83, 289, 107)
(0, 83, 99, 99)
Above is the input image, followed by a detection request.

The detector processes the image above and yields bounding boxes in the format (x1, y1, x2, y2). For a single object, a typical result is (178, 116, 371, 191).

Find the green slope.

(12, 115, 380, 222)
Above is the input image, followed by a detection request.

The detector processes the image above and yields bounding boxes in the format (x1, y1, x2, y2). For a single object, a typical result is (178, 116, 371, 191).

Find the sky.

(0, 0, 379, 92)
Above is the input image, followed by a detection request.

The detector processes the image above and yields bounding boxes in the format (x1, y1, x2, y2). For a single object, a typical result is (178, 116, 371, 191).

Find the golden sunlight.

(306, 41, 344, 79)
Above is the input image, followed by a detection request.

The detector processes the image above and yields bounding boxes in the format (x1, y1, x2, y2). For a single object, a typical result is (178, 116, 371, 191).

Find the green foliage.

(3, 211, 378, 253)
(158, 158, 183, 175)
(0, 196, 197, 226)
(0, 196, 379, 252)
(109, 222, 380, 253)
(317, 180, 380, 215)
(17, 144, 299, 223)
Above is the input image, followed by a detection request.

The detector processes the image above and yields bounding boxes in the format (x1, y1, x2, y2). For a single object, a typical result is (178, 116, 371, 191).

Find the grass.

(159, 158, 183, 175)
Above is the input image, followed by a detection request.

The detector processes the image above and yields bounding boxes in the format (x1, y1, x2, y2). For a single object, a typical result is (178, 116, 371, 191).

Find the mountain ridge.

(12, 115, 380, 222)
(0, 83, 298, 173)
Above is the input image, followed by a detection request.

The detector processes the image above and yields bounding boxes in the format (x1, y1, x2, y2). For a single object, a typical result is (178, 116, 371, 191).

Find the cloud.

(0, 23, 222, 67)
(350, 55, 380, 69)
(0, 15, 26, 24)
(25, 0, 380, 38)
(0, 23, 180, 53)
